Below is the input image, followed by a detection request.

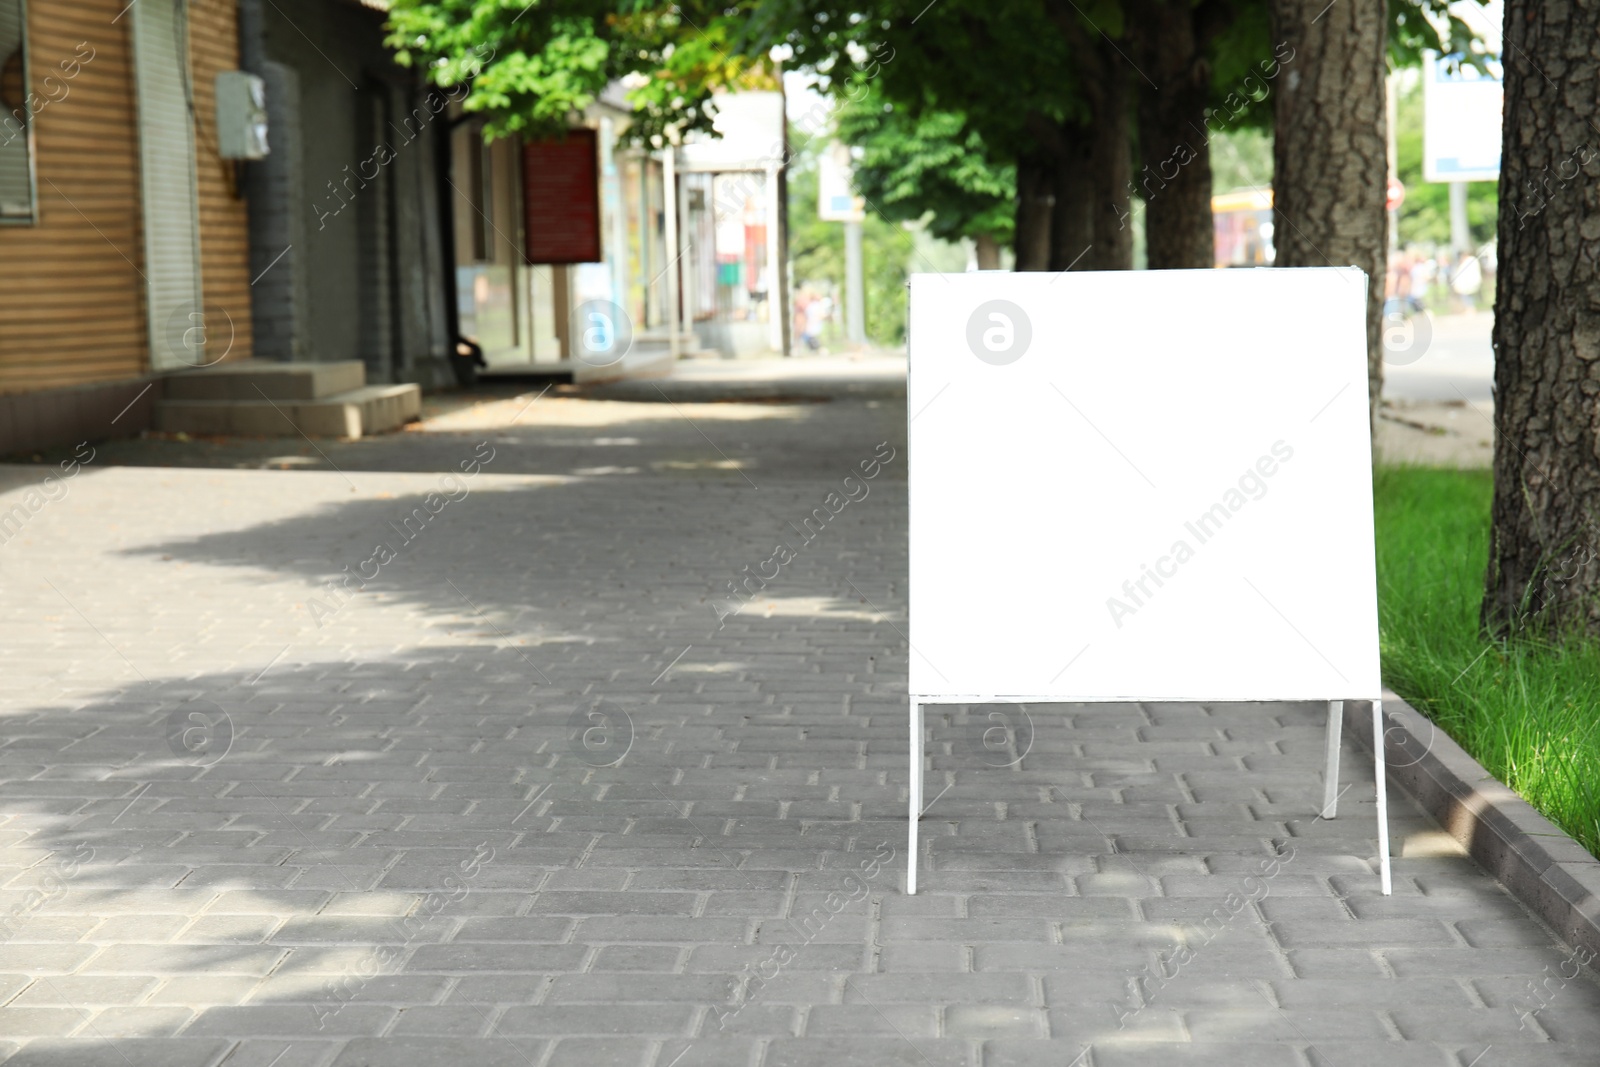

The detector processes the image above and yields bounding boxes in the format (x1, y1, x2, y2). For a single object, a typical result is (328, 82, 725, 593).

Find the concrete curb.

(1344, 690, 1600, 955)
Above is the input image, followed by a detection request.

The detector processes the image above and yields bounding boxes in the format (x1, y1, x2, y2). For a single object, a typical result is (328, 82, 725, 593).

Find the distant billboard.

(1423, 51, 1502, 183)
(817, 142, 864, 223)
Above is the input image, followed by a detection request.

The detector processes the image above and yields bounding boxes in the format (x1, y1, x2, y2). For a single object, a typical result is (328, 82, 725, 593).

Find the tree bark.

(1086, 57, 1134, 270)
(1128, 0, 1216, 270)
(1013, 153, 1054, 270)
(974, 233, 1001, 270)
(1269, 0, 1387, 434)
(1481, 2, 1600, 637)
(1050, 125, 1094, 271)
(1039, 4, 1134, 271)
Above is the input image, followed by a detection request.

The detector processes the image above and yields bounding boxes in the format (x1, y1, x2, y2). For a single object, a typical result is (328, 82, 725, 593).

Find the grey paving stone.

(967, 896, 1134, 919)
(0, 1008, 85, 1039)
(405, 943, 588, 972)
(979, 1039, 1094, 1067)
(542, 1037, 653, 1067)
(269, 916, 450, 944)
(525, 891, 698, 915)
(1282, 948, 1387, 979)
(79, 945, 286, 976)
(1180, 1008, 1392, 1041)
(842, 974, 1032, 1004)
(5, 976, 161, 1006)
(578, 917, 752, 943)
(143, 977, 258, 1007)
(441, 976, 551, 1005)
(385, 1005, 492, 1037)
(687, 944, 862, 974)
(543, 974, 739, 1004)
(218, 1041, 342, 1067)
(496, 1003, 696, 1035)
(944, 1003, 1045, 1038)
(77, 1006, 194, 1037)
(591, 945, 685, 971)
(1454, 917, 1564, 949)
(762, 1037, 968, 1067)
(250, 974, 450, 1005)
(801, 1004, 935, 1036)
(329, 1037, 547, 1067)
(1268, 977, 1478, 1010)
(180, 1004, 395, 1036)
(699, 1003, 799, 1037)
(0, 1039, 234, 1066)
(1086, 1044, 1319, 1066)
(875, 943, 965, 973)
(1385, 947, 1561, 977)
(84, 915, 191, 941)
(879, 918, 1052, 942)
(1267, 917, 1459, 948)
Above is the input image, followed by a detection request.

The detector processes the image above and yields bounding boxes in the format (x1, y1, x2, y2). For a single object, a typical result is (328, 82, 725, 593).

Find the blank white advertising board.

(906, 268, 1389, 893)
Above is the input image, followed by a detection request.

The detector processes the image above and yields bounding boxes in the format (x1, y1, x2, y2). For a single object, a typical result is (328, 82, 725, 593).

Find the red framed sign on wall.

(521, 129, 601, 264)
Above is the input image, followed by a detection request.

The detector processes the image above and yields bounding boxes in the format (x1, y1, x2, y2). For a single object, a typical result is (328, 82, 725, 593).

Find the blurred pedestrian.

(793, 290, 813, 351)
(1451, 252, 1483, 313)
(1407, 252, 1434, 312)
(803, 292, 830, 351)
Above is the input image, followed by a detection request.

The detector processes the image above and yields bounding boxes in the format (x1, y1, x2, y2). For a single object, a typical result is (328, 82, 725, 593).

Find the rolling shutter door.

(130, 0, 202, 371)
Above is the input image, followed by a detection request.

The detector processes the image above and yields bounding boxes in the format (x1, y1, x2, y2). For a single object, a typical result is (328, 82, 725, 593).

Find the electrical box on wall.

(214, 71, 268, 160)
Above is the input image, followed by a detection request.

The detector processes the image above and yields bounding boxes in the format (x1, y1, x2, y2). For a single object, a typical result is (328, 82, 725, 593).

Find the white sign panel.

(1423, 51, 1503, 182)
(907, 269, 1381, 704)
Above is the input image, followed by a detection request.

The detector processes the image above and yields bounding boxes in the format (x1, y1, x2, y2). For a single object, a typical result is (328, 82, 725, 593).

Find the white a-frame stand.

(905, 697, 1391, 895)
(904, 269, 1392, 897)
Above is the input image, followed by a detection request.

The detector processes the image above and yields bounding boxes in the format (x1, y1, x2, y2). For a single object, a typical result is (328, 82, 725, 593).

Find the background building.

(0, 0, 252, 451)
(0, 1, 792, 455)
(240, 0, 451, 385)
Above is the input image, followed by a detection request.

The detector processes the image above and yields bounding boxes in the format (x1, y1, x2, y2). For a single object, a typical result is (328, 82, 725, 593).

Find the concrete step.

(153, 384, 422, 439)
(164, 360, 367, 401)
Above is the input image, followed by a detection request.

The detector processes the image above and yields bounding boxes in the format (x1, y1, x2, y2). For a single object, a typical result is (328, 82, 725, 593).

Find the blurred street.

(1380, 312, 1495, 469)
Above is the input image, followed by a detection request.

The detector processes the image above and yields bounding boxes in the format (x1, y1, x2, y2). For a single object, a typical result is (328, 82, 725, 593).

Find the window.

(0, 0, 35, 223)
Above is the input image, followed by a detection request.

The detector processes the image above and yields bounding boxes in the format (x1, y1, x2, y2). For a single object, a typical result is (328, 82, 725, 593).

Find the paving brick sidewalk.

(0, 390, 1597, 1066)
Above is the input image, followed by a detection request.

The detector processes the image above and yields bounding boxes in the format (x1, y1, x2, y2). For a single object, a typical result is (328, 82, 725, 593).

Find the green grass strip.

(1375, 465, 1600, 858)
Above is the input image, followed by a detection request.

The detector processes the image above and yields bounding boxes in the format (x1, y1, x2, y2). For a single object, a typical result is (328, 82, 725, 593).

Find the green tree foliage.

(381, 0, 1490, 256)
(1388, 0, 1490, 71)
(1210, 127, 1274, 193)
(383, 0, 760, 141)
(832, 83, 1013, 247)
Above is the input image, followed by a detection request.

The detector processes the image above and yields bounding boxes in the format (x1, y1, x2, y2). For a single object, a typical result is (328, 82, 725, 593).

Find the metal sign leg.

(1322, 700, 1343, 819)
(1374, 698, 1393, 895)
(908, 699, 923, 895)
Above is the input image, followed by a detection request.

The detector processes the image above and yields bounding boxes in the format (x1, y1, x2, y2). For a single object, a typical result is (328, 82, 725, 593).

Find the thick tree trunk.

(1087, 59, 1133, 271)
(1481, 3, 1600, 637)
(1129, 0, 1215, 270)
(1269, 0, 1387, 434)
(1050, 126, 1094, 271)
(1040, 2, 1132, 271)
(1014, 154, 1053, 271)
(974, 233, 1001, 270)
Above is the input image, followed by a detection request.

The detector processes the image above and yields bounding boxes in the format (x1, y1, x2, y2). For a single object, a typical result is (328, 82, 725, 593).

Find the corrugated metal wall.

(0, 0, 250, 398)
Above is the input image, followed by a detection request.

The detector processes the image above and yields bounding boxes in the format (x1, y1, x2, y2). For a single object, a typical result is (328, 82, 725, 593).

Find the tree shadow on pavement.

(0, 648, 911, 1065)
